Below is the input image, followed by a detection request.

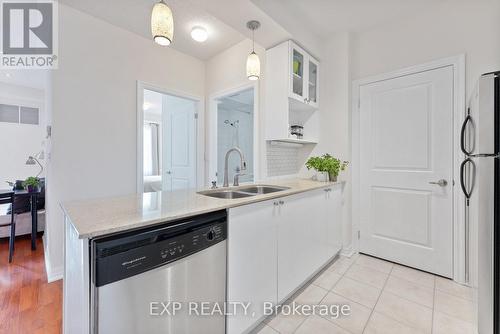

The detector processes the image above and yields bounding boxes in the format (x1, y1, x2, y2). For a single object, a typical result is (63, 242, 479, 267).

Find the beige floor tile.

(435, 276, 474, 301)
(434, 290, 475, 323)
(384, 275, 434, 308)
(320, 292, 372, 334)
(346, 253, 359, 262)
(374, 291, 432, 333)
(295, 315, 351, 334)
(332, 277, 382, 308)
(391, 264, 435, 288)
(433, 311, 477, 334)
(312, 270, 342, 290)
(356, 254, 393, 274)
(345, 264, 389, 288)
(267, 311, 307, 334)
(294, 284, 329, 305)
(328, 257, 354, 275)
(364, 312, 427, 334)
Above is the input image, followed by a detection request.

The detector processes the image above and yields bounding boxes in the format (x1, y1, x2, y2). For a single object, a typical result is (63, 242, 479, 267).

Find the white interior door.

(163, 96, 197, 191)
(359, 66, 454, 277)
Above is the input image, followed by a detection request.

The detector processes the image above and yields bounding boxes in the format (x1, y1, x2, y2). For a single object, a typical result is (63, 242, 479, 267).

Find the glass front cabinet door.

(307, 57, 319, 108)
(288, 41, 319, 109)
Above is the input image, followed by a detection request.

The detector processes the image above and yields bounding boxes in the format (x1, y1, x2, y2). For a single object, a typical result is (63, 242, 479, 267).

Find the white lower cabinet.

(227, 186, 342, 333)
(227, 199, 278, 334)
(277, 189, 328, 301)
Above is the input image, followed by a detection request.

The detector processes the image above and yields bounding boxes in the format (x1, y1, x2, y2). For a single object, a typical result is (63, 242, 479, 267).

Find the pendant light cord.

(252, 29, 255, 53)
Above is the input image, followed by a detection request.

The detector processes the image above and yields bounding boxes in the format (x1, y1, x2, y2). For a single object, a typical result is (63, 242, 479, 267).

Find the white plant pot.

(316, 171, 329, 182)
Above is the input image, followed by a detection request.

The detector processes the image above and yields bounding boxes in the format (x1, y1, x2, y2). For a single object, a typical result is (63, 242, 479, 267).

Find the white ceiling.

(251, 0, 454, 36)
(58, 0, 246, 60)
(0, 70, 48, 90)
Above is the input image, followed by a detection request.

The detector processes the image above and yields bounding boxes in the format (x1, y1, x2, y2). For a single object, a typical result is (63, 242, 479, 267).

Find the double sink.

(198, 185, 290, 199)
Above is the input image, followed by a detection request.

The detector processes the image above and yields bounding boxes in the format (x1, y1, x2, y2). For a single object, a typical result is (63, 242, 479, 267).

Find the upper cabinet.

(289, 43, 320, 109)
(265, 40, 320, 144)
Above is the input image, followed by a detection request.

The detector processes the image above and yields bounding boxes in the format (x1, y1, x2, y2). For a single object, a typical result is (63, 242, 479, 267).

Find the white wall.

(351, 1, 500, 97)
(0, 82, 46, 184)
(205, 39, 266, 183)
(46, 4, 205, 280)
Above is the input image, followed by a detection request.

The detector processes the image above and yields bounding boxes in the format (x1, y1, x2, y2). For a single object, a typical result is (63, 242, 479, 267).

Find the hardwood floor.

(0, 235, 62, 333)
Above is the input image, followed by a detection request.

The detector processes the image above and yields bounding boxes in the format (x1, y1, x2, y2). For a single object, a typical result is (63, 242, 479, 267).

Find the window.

(0, 103, 39, 125)
(20, 107, 39, 125)
(143, 123, 160, 176)
(0, 104, 19, 123)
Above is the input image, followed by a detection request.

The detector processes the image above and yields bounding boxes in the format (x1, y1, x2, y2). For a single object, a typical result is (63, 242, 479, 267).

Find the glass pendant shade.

(151, 1, 173, 46)
(246, 51, 260, 80)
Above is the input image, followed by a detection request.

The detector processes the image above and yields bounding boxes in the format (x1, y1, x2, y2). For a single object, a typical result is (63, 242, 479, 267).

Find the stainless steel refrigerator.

(461, 71, 500, 334)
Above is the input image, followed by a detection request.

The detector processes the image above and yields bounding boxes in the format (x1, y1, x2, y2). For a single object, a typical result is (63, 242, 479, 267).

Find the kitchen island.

(62, 178, 345, 334)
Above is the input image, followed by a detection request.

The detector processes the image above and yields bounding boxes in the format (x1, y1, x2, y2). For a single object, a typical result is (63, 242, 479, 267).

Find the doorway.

(209, 86, 257, 185)
(138, 86, 199, 193)
(352, 57, 466, 279)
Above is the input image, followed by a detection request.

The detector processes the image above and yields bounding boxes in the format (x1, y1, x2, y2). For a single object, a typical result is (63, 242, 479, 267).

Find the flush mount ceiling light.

(191, 26, 208, 42)
(246, 20, 261, 81)
(151, 0, 174, 46)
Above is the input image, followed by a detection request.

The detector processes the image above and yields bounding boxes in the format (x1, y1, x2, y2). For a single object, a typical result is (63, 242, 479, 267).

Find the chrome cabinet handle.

(429, 179, 448, 187)
(273, 201, 279, 206)
(279, 200, 284, 205)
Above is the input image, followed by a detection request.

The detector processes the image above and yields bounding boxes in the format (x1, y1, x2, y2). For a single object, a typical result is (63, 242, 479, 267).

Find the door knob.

(166, 171, 172, 175)
(429, 179, 448, 187)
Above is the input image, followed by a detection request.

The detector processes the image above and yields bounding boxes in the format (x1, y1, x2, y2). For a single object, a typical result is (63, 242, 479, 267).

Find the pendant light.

(151, 0, 174, 46)
(246, 20, 261, 81)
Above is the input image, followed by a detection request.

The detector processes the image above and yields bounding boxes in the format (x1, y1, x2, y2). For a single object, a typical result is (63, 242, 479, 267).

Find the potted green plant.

(305, 154, 349, 182)
(322, 154, 349, 182)
(23, 176, 40, 192)
(305, 156, 330, 182)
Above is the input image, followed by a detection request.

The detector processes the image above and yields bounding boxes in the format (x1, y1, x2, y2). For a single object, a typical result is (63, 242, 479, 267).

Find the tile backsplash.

(267, 142, 300, 177)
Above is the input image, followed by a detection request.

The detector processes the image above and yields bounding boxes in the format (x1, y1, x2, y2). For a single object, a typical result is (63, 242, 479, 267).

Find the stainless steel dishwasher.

(91, 210, 227, 334)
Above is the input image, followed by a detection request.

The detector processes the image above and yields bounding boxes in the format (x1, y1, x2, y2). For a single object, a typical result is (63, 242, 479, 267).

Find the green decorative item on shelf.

(293, 59, 300, 76)
(22, 176, 40, 192)
(305, 154, 349, 182)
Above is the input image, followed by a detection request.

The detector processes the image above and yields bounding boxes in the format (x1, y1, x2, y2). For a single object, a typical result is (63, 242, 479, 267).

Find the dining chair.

(0, 192, 16, 263)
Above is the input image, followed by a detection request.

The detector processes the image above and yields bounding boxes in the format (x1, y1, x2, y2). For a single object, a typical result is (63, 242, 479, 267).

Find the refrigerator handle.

(460, 114, 474, 156)
(460, 158, 476, 206)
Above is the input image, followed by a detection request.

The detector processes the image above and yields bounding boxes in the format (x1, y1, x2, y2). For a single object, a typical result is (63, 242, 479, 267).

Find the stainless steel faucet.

(223, 147, 247, 187)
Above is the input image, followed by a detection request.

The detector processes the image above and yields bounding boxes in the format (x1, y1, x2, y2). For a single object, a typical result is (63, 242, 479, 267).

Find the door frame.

(136, 81, 205, 193)
(207, 81, 260, 185)
(351, 55, 466, 283)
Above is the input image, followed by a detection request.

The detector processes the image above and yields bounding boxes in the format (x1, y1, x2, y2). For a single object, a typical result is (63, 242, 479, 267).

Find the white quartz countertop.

(61, 178, 344, 239)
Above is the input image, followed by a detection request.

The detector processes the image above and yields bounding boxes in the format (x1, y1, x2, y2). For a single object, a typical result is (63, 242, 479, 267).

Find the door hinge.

(194, 113, 199, 119)
(357, 230, 361, 239)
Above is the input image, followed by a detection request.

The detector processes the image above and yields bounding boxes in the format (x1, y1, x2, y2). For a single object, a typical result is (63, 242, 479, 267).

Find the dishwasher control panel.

(93, 211, 227, 287)
(159, 224, 225, 261)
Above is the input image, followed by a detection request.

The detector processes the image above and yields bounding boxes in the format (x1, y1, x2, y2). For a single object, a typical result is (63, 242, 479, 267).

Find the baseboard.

(341, 246, 356, 258)
(43, 236, 63, 283)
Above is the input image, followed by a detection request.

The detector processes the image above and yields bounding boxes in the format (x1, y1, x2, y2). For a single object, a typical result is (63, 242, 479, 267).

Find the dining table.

(0, 188, 42, 250)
